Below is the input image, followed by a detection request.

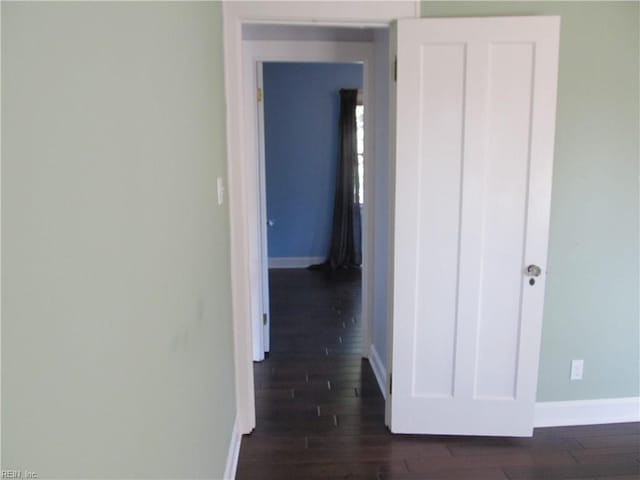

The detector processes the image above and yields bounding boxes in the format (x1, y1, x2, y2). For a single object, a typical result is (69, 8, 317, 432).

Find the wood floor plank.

(405, 452, 577, 472)
(596, 475, 640, 480)
(577, 434, 640, 449)
(503, 463, 640, 479)
(570, 446, 640, 458)
(378, 467, 509, 480)
(535, 424, 640, 439)
(448, 442, 583, 457)
(572, 453, 640, 465)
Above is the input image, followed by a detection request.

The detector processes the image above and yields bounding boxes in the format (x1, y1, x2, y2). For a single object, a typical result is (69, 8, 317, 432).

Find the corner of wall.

(369, 343, 387, 400)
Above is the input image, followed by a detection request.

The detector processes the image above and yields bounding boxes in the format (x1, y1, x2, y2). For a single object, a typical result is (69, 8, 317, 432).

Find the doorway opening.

(259, 59, 366, 399)
(260, 60, 365, 354)
(257, 58, 369, 425)
(252, 58, 378, 440)
(241, 24, 392, 434)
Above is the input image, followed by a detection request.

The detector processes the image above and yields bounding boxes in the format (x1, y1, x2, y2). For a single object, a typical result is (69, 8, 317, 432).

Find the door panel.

(413, 43, 465, 399)
(476, 42, 534, 400)
(390, 17, 560, 436)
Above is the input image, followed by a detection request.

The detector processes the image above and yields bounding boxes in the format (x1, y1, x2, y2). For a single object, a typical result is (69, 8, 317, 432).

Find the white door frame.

(222, 1, 419, 434)
(244, 40, 375, 363)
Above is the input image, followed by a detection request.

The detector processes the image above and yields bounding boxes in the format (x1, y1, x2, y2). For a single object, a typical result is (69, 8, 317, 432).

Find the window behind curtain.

(355, 104, 364, 205)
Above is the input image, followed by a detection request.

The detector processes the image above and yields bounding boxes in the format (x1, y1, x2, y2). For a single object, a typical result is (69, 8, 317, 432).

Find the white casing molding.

(369, 343, 387, 400)
(534, 397, 640, 428)
(223, 417, 242, 480)
(268, 257, 325, 269)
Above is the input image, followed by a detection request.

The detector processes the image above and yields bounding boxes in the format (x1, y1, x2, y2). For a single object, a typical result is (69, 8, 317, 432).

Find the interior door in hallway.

(390, 17, 560, 436)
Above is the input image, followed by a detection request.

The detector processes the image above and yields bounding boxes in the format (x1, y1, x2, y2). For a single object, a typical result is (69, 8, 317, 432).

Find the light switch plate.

(570, 359, 584, 380)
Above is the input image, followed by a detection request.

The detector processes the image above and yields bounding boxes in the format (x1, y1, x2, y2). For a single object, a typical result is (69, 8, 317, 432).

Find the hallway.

(235, 269, 640, 480)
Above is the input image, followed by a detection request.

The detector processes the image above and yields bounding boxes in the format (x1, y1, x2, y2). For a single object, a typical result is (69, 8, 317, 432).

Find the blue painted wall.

(263, 62, 363, 258)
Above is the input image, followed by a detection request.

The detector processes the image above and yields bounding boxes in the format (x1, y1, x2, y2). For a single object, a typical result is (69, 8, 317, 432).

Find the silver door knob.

(526, 265, 542, 277)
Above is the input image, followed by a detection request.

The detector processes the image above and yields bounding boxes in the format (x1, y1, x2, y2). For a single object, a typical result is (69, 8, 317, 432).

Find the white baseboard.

(369, 343, 387, 400)
(268, 256, 324, 269)
(223, 416, 241, 480)
(534, 397, 640, 428)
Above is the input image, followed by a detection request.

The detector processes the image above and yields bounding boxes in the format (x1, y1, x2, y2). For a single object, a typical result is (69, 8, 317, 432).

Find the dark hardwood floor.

(236, 268, 640, 480)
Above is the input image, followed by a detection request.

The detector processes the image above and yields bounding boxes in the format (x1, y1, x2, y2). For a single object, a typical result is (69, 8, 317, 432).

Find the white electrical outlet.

(570, 359, 584, 380)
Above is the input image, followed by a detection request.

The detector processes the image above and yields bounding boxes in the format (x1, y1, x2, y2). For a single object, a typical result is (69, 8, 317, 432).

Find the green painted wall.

(2, 2, 235, 478)
(422, 1, 639, 401)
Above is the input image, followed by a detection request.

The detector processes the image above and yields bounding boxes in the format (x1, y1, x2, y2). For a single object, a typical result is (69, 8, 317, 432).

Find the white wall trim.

(534, 397, 640, 428)
(268, 256, 325, 269)
(225, 1, 418, 27)
(223, 417, 242, 480)
(223, 0, 419, 435)
(369, 343, 387, 400)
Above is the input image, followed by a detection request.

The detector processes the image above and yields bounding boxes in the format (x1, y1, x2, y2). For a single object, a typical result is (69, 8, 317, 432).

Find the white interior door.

(390, 16, 560, 436)
(256, 62, 271, 354)
(242, 49, 269, 361)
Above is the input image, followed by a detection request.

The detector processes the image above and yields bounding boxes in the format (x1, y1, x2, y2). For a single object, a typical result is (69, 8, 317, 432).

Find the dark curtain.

(312, 89, 362, 270)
